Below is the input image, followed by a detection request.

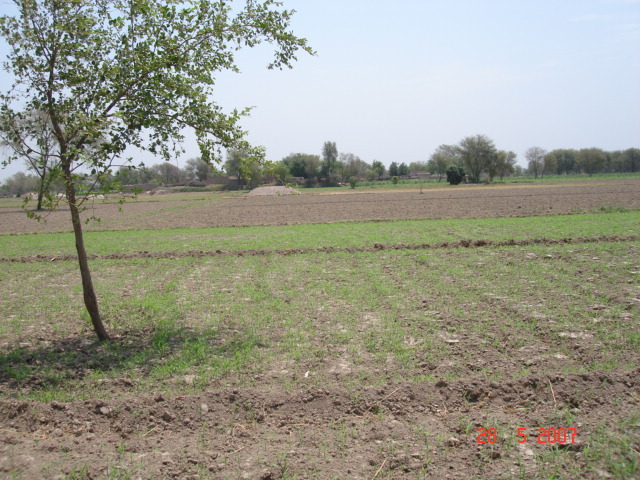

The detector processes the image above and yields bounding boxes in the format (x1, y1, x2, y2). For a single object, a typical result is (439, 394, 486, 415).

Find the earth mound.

(246, 186, 300, 196)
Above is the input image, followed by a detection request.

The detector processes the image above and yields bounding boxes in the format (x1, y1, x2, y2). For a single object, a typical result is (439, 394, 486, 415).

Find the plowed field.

(1, 179, 639, 234)
(1, 179, 639, 479)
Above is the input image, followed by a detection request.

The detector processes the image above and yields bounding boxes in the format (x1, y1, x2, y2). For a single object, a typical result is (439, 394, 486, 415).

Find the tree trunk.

(64, 170, 110, 341)
(36, 167, 47, 211)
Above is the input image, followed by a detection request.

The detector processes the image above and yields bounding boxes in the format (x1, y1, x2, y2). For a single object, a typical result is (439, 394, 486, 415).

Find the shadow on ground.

(0, 324, 261, 396)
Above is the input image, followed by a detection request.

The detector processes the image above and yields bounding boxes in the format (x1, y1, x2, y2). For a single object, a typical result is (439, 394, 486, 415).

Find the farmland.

(0, 179, 639, 479)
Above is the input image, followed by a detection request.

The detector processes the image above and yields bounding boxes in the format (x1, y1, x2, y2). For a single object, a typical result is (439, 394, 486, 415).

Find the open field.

(1, 179, 639, 234)
(0, 180, 639, 479)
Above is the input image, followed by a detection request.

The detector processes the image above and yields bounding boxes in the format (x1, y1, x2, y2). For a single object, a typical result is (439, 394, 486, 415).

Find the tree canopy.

(525, 147, 546, 179)
(0, 0, 313, 340)
(458, 134, 497, 183)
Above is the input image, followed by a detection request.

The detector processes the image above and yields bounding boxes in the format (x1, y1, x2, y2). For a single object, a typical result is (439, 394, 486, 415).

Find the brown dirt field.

(1, 179, 639, 479)
(1, 179, 639, 234)
(2, 371, 637, 479)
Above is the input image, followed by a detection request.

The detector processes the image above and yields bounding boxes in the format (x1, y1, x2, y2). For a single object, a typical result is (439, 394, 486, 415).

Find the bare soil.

(2, 371, 637, 479)
(246, 186, 301, 196)
(1, 179, 639, 479)
(1, 179, 639, 234)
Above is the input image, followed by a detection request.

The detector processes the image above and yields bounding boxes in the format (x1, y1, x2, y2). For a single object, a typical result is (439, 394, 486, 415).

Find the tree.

(409, 161, 428, 172)
(115, 164, 155, 185)
(427, 144, 458, 182)
(458, 134, 497, 183)
(389, 162, 399, 177)
(371, 160, 385, 179)
(303, 155, 321, 184)
(1, 171, 38, 197)
(398, 162, 409, 176)
(607, 150, 626, 173)
(1, 110, 60, 210)
(542, 152, 557, 177)
(269, 161, 290, 185)
(550, 149, 577, 175)
(576, 148, 606, 177)
(226, 148, 267, 188)
(525, 147, 546, 179)
(151, 162, 186, 185)
(0, 0, 312, 341)
(281, 153, 321, 184)
(484, 151, 500, 182)
(495, 150, 517, 181)
(623, 148, 640, 173)
(445, 165, 465, 185)
(185, 157, 220, 182)
(340, 153, 369, 181)
(320, 141, 338, 181)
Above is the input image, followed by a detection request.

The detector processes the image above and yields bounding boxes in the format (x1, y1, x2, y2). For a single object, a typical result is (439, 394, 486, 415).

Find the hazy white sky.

(1, 0, 639, 180)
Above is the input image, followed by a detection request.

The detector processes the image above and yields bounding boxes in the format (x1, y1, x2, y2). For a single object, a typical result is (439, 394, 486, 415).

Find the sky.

(1, 0, 639, 181)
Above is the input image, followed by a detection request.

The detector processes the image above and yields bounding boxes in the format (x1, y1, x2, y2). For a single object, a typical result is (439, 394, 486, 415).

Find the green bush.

(349, 176, 358, 189)
(446, 165, 465, 185)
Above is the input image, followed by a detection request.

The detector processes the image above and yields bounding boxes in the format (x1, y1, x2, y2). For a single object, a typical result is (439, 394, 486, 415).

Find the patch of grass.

(0, 210, 638, 258)
(533, 414, 640, 480)
(1, 238, 637, 401)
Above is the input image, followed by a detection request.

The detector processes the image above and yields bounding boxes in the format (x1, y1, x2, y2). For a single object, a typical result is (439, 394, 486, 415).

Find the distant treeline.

(1, 137, 638, 197)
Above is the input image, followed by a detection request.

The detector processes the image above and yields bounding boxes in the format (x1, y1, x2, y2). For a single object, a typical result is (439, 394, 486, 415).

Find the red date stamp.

(477, 428, 577, 444)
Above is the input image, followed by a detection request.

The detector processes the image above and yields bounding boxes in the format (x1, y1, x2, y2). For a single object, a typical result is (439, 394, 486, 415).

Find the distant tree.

(0, 110, 59, 210)
(623, 148, 640, 173)
(389, 161, 399, 177)
(409, 161, 429, 172)
(115, 165, 156, 185)
(445, 165, 465, 185)
(340, 153, 369, 181)
(151, 162, 186, 185)
(392, 176, 399, 186)
(458, 134, 497, 183)
(321, 141, 338, 180)
(371, 160, 386, 179)
(576, 148, 607, 177)
(185, 157, 219, 181)
(484, 151, 501, 182)
(270, 161, 291, 185)
(332, 159, 346, 182)
(607, 151, 626, 173)
(525, 147, 546, 179)
(427, 144, 458, 182)
(548, 149, 577, 175)
(1, 171, 38, 197)
(349, 176, 358, 189)
(495, 150, 517, 181)
(281, 153, 321, 182)
(304, 155, 322, 184)
(225, 149, 243, 178)
(282, 153, 306, 178)
(226, 149, 266, 188)
(398, 162, 409, 176)
(542, 152, 557, 177)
